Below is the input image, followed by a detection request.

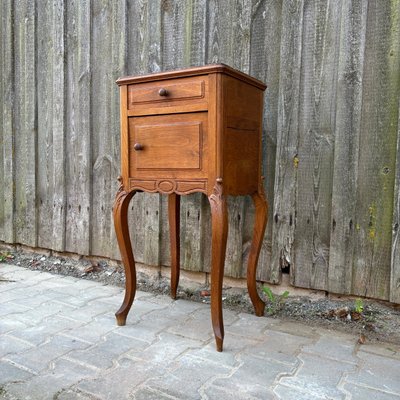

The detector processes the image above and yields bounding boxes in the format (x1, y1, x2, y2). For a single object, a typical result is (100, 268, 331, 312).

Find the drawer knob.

(158, 88, 168, 97)
(133, 143, 144, 151)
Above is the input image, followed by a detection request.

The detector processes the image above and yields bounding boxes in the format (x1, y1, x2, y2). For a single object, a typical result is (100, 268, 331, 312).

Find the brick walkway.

(0, 264, 399, 400)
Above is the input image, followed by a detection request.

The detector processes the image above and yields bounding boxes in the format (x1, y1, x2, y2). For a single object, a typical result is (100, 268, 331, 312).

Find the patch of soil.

(1, 247, 400, 345)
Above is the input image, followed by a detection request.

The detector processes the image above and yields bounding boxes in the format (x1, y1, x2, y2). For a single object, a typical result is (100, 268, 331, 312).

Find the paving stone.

(67, 332, 147, 370)
(244, 330, 313, 366)
(13, 301, 76, 325)
(225, 313, 275, 339)
(0, 360, 35, 385)
(8, 293, 54, 309)
(346, 351, 400, 395)
(60, 302, 115, 322)
(62, 315, 118, 344)
(128, 332, 202, 364)
(278, 353, 355, 400)
(131, 386, 179, 400)
(0, 302, 31, 317)
(343, 383, 400, 399)
(77, 357, 165, 400)
(4, 334, 89, 373)
(204, 384, 274, 400)
(167, 307, 237, 343)
(301, 332, 358, 364)
(274, 385, 326, 399)
(5, 358, 97, 400)
(9, 316, 84, 346)
(116, 317, 175, 343)
(57, 389, 101, 400)
(186, 334, 261, 368)
(0, 318, 28, 335)
(0, 334, 34, 357)
(212, 353, 293, 399)
(358, 342, 400, 361)
(146, 354, 231, 400)
(269, 320, 318, 338)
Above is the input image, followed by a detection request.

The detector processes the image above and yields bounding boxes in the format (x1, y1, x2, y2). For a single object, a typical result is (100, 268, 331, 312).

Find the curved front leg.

(113, 177, 136, 326)
(208, 182, 228, 352)
(168, 193, 180, 299)
(247, 191, 268, 316)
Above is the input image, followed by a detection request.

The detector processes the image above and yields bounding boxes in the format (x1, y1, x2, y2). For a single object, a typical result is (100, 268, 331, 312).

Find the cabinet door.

(128, 113, 208, 180)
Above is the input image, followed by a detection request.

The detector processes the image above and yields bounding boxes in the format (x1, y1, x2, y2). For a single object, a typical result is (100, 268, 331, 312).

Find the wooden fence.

(1, 0, 400, 303)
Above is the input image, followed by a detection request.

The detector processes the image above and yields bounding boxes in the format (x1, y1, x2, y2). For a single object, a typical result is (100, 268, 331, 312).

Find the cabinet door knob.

(133, 143, 144, 151)
(158, 88, 168, 96)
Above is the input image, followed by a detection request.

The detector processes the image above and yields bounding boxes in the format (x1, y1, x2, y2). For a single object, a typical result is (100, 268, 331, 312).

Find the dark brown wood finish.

(114, 64, 267, 351)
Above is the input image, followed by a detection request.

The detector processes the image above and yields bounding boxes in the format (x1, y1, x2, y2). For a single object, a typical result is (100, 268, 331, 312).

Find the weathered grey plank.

(127, 0, 163, 266)
(109, 0, 128, 260)
(271, 0, 305, 284)
(65, 0, 92, 255)
(160, 0, 210, 273)
(51, 0, 66, 252)
(391, 98, 400, 303)
(328, 0, 367, 295)
(352, 0, 400, 300)
(0, 0, 4, 241)
(249, 0, 282, 282)
(91, 0, 115, 257)
(1, 0, 14, 244)
(37, 1, 55, 249)
(14, 0, 37, 247)
(292, 0, 341, 291)
(206, 0, 252, 278)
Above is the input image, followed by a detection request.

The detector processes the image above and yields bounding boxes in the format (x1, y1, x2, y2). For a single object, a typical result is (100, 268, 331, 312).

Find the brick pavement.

(0, 264, 399, 400)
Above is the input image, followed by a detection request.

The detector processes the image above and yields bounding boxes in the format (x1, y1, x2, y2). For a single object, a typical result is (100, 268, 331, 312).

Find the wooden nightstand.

(114, 64, 267, 352)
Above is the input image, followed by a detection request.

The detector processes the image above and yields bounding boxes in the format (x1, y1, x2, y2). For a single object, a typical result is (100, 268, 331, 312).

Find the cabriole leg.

(113, 178, 136, 326)
(208, 182, 228, 352)
(247, 191, 268, 316)
(168, 193, 180, 299)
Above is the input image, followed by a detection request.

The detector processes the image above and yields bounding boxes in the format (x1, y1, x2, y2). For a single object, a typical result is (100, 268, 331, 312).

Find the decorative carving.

(114, 176, 128, 209)
(209, 179, 224, 208)
(176, 180, 206, 194)
(129, 179, 157, 192)
(129, 178, 207, 195)
(158, 180, 175, 193)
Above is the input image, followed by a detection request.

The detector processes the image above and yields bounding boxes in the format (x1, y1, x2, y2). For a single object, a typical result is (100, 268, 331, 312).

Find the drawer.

(127, 76, 208, 116)
(128, 113, 208, 179)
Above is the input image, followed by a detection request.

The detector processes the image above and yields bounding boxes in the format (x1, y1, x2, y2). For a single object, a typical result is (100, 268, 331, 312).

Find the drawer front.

(127, 76, 208, 116)
(128, 113, 208, 179)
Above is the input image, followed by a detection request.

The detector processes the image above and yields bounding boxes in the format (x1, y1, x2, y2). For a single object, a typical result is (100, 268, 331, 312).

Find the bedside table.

(114, 64, 268, 352)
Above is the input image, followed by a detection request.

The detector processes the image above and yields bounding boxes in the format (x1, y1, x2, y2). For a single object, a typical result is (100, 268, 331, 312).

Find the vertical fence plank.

(37, 1, 55, 249)
(52, 0, 66, 252)
(271, 0, 304, 284)
(352, 0, 400, 300)
(249, 0, 282, 282)
(292, 0, 341, 291)
(328, 0, 367, 295)
(109, 0, 127, 260)
(14, 0, 37, 247)
(91, 0, 115, 257)
(65, 0, 92, 255)
(126, 0, 163, 266)
(1, 0, 14, 244)
(391, 99, 400, 303)
(0, 0, 4, 241)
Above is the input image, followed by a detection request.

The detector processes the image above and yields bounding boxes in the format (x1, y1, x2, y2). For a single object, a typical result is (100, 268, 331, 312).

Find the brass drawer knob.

(133, 143, 144, 151)
(158, 88, 168, 97)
